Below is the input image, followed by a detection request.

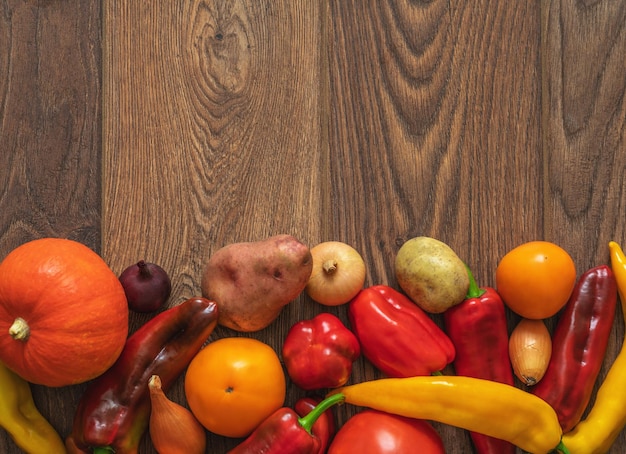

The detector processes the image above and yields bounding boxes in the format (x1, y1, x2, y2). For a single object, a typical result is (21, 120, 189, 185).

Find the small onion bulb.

(148, 375, 206, 454)
(509, 318, 552, 386)
(305, 241, 366, 306)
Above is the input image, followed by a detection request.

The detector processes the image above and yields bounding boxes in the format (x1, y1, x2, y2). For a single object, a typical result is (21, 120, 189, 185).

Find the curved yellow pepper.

(0, 361, 67, 454)
(332, 375, 567, 454)
(561, 241, 626, 453)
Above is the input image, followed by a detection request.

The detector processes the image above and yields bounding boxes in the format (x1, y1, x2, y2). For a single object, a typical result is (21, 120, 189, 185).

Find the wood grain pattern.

(0, 0, 101, 250)
(542, 0, 626, 267)
(1, 0, 625, 453)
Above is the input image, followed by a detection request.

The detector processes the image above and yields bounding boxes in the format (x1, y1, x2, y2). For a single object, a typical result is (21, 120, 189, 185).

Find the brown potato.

(201, 234, 313, 332)
(395, 236, 469, 313)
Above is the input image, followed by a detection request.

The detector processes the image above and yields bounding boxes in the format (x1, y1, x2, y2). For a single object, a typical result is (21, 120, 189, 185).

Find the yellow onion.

(509, 318, 552, 386)
(305, 241, 367, 306)
(148, 374, 206, 454)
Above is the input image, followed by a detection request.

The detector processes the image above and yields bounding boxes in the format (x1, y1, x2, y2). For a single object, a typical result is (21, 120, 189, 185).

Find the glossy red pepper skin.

(328, 409, 445, 454)
(443, 272, 515, 454)
(66, 297, 219, 454)
(227, 393, 343, 454)
(348, 285, 455, 377)
(283, 313, 360, 390)
(532, 265, 617, 433)
(294, 397, 336, 454)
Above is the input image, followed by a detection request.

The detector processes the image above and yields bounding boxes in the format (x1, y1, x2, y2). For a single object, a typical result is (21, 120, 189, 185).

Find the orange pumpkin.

(0, 238, 129, 387)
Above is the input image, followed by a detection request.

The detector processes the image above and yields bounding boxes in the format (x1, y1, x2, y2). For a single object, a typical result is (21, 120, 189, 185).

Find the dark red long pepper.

(532, 265, 617, 433)
(443, 267, 515, 454)
(227, 393, 344, 454)
(66, 297, 219, 454)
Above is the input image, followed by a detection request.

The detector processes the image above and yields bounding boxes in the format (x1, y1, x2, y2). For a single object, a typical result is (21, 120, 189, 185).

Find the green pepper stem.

(298, 392, 345, 434)
(465, 264, 486, 299)
(92, 447, 116, 454)
(553, 440, 570, 454)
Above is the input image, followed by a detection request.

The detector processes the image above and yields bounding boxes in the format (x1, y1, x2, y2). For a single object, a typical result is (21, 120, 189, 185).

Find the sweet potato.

(200, 234, 313, 332)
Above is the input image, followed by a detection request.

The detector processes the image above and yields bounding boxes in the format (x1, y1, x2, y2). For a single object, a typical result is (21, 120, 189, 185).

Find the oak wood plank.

(542, 0, 626, 268)
(541, 0, 626, 450)
(0, 1, 101, 452)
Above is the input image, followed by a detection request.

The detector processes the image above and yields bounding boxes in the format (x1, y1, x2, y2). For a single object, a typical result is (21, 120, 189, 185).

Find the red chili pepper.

(227, 393, 344, 454)
(282, 313, 360, 390)
(443, 266, 515, 454)
(327, 409, 445, 454)
(532, 265, 617, 432)
(65, 297, 219, 454)
(294, 397, 336, 454)
(348, 285, 455, 377)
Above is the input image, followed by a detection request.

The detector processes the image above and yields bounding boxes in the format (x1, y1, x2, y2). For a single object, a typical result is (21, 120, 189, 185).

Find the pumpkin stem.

(9, 317, 30, 341)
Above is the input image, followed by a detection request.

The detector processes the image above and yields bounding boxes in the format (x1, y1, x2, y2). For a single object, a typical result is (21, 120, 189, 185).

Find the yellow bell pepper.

(0, 361, 66, 453)
(331, 375, 568, 454)
(561, 241, 626, 453)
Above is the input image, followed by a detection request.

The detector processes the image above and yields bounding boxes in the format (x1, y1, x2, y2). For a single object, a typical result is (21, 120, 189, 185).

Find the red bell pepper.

(532, 265, 617, 432)
(65, 297, 218, 454)
(348, 285, 455, 377)
(227, 393, 344, 454)
(282, 313, 360, 390)
(443, 266, 515, 454)
(294, 397, 336, 454)
(328, 409, 445, 454)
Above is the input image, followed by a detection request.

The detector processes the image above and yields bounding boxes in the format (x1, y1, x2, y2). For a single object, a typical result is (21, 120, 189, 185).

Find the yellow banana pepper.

(561, 241, 626, 453)
(0, 361, 66, 453)
(331, 375, 568, 454)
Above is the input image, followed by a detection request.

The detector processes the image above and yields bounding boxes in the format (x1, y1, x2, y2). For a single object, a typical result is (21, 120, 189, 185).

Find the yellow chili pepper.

(331, 375, 568, 454)
(561, 241, 626, 453)
(0, 361, 67, 453)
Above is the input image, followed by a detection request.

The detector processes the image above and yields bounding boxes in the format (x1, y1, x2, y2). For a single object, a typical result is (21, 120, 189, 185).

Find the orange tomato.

(184, 337, 286, 438)
(496, 241, 576, 319)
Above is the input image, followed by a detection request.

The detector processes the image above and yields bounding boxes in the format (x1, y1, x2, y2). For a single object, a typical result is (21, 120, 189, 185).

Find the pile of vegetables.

(1, 234, 626, 453)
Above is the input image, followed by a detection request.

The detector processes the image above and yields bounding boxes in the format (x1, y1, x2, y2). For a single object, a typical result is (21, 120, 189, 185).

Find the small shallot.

(119, 260, 172, 312)
(509, 318, 552, 386)
(148, 374, 206, 454)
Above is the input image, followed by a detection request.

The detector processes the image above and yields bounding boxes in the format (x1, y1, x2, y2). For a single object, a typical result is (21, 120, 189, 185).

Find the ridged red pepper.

(282, 313, 360, 390)
(348, 285, 455, 377)
(294, 397, 336, 454)
(443, 267, 515, 454)
(65, 297, 219, 454)
(227, 393, 344, 454)
(532, 265, 617, 433)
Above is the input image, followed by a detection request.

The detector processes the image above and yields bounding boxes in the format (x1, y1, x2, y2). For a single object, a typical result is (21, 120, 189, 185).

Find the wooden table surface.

(2, 1, 625, 453)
